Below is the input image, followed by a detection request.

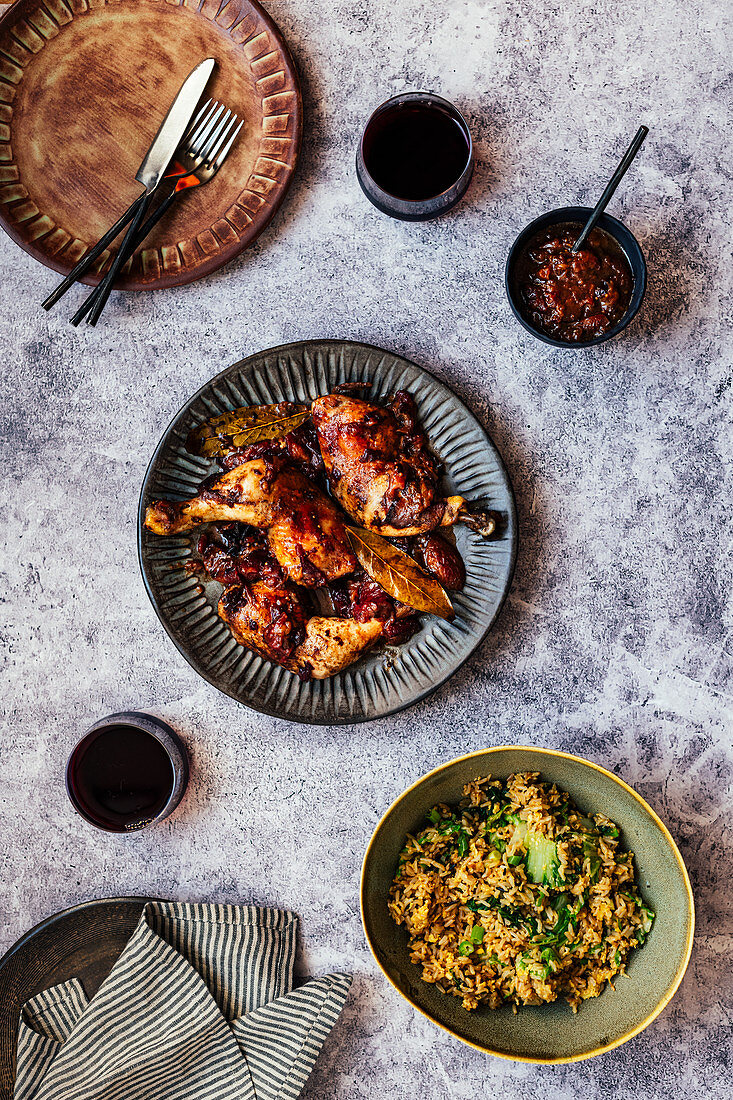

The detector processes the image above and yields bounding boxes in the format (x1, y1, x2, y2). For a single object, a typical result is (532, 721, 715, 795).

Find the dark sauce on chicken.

(515, 223, 633, 343)
(185, 394, 467, 678)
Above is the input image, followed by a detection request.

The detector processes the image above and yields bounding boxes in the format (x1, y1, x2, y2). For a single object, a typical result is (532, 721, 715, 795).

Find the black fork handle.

(71, 187, 182, 327)
(129, 188, 178, 252)
(71, 191, 154, 327)
(42, 191, 148, 311)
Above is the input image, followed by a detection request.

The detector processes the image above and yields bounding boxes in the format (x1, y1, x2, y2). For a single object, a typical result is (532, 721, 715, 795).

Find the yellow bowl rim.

(360, 744, 695, 1064)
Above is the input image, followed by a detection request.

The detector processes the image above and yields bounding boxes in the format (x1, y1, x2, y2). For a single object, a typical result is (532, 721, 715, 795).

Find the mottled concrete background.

(0, 1, 731, 1096)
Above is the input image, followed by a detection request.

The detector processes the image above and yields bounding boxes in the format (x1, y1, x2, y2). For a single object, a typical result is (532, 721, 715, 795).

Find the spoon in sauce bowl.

(571, 126, 649, 253)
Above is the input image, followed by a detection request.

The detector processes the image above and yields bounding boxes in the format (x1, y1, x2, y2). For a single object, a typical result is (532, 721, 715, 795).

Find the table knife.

(58, 57, 216, 324)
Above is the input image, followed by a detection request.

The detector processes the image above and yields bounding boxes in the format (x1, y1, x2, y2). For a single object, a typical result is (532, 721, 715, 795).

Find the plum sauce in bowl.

(505, 207, 646, 348)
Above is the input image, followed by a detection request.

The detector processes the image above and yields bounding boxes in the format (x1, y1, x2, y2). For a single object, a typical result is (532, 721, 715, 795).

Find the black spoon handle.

(572, 125, 649, 253)
(42, 192, 148, 311)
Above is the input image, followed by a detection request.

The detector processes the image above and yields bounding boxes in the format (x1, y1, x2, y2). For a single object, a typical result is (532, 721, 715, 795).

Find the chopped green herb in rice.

(388, 772, 655, 1012)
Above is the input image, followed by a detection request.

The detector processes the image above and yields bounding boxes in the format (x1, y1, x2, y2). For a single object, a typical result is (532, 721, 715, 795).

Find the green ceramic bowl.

(361, 746, 694, 1063)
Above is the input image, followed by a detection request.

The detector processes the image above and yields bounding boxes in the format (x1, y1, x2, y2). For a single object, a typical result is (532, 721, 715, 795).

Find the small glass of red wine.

(65, 712, 189, 833)
(356, 92, 473, 220)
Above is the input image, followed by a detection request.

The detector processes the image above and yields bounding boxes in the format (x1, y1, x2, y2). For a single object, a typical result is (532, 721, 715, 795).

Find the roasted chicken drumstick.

(311, 392, 494, 537)
(144, 457, 356, 586)
(218, 583, 383, 679)
(144, 387, 487, 680)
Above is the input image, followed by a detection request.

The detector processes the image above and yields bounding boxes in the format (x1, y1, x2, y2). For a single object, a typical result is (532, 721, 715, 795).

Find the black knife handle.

(129, 188, 179, 252)
(71, 186, 182, 327)
(42, 191, 148, 311)
(71, 193, 153, 327)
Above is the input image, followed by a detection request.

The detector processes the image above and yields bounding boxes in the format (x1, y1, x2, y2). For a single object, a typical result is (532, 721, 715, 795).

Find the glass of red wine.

(65, 712, 189, 832)
(356, 91, 473, 220)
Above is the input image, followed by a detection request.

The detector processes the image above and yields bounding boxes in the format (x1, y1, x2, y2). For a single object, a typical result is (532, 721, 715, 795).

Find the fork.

(42, 104, 215, 313)
(75, 100, 243, 326)
(126, 102, 243, 271)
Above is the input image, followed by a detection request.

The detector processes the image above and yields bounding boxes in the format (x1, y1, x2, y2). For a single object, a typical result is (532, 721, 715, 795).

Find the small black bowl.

(356, 92, 474, 221)
(65, 711, 189, 833)
(505, 206, 647, 348)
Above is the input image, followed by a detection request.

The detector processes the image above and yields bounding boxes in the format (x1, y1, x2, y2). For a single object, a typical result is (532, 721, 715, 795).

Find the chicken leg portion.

(145, 460, 274, 533)
(219, 583, 383, 679)
(311, 392, 468, 537)
(144, 458, 356, 586)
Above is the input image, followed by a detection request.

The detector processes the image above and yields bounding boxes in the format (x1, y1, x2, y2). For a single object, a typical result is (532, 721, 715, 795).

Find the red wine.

(67, 725, 174, 831)
(362, 102, 470, 201)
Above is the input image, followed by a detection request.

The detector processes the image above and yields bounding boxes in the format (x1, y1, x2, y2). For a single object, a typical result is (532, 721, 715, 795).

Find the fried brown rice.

(388, 772, 655, 1012)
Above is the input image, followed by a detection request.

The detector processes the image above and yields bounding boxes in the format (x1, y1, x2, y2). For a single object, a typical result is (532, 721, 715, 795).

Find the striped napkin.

(14, 901, 352, 1100)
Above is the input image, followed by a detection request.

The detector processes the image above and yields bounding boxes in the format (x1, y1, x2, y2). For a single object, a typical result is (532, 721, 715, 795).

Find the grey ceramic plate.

(138, 340, 517, 724)
(361, 746, 695, 1063)
(0, 897, 154, 1099)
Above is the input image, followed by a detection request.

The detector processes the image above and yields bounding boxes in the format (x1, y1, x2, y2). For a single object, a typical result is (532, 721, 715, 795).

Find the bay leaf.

(347, 527, 455, 621)
(187, 402, 311, 457)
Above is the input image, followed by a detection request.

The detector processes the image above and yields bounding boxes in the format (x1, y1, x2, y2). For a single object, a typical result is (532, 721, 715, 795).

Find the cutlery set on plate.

(42, 58, 242, 326)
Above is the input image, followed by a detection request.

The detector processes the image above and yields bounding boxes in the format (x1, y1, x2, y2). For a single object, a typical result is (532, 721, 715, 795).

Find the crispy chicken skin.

(294, 616, 383, 678)
(218, 583, 383, 679)
(144, 390, 486, 678)
(219, 581, 307, 666)
(311, 393, 466, 537)
(144, 458, 356, 587)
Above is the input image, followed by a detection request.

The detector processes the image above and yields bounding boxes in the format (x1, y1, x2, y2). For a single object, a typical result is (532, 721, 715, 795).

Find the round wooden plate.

(0, 897, 154, 1099)
(0, 0, 301, 289)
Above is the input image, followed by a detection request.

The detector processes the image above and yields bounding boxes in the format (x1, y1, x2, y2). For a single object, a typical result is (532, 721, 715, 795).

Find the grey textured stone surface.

(1, 0, 731, 1096)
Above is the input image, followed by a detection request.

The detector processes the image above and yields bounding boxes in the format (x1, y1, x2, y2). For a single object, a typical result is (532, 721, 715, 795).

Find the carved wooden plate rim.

(0, 0, 302, 290)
